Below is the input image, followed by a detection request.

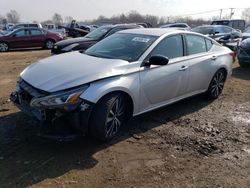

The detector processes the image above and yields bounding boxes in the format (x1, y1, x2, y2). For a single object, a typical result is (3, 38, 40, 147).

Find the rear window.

(211, 21, 230, 25)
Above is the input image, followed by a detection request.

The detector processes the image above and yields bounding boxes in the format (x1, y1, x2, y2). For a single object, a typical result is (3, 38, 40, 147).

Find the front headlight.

(30, 85, 89, 109)
(62, 43, 79, 51)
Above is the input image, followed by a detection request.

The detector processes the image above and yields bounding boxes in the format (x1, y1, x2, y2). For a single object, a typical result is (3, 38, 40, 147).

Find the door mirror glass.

(147, 55, 169, 66)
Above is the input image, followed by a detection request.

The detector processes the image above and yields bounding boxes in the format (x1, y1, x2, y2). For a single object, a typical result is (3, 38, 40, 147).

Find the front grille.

(17, 78, 48, 103)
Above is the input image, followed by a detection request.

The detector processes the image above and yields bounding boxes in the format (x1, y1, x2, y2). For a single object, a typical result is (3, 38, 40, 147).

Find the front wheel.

(206, 69, 226, 99)
(89, 93, 127, 141)
(0, 42, 9, 52)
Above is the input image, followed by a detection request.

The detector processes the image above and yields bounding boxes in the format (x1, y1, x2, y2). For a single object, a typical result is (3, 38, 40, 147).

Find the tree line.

(1, 9, 250, 27)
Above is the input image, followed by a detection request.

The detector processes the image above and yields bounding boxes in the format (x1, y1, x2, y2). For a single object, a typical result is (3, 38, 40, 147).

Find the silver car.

(10, 29, 234, 141)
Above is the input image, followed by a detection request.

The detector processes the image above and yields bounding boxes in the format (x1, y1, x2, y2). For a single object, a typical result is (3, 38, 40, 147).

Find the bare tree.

(65, 16, 73, 24)
(6, 10, 20, 23)
(242, 8, 250, 22)
(52, 13, 63, 26)
(0, 15, 6, 24)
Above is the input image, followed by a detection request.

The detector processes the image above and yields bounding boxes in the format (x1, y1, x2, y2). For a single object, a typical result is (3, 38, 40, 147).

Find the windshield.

(84, 26, 112, 40)
(85, 33, 158, 62)
(192, 27, 213, 35)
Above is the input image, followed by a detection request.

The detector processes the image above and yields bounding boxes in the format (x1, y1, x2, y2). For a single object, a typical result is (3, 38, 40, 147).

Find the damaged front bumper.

(10, 79, 94, 134)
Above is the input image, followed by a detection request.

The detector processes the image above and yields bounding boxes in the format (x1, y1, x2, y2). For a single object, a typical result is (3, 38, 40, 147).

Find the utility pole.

(219, 9, 223, 19)
(230, 8, 235, 19)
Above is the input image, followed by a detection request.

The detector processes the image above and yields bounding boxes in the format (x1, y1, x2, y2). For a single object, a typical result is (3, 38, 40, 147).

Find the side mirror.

(146, 55, 169, 66)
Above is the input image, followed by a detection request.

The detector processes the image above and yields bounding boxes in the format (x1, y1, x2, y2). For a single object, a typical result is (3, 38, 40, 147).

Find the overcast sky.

(0, 0, 249, 22)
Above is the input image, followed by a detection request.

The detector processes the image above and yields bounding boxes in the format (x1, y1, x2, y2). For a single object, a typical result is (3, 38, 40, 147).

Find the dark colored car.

(192, 25, 241, 40)
(51, 24, 142, 54)
(237, 38, 250, 67)
(160, 23, 191, 30)
(211, 19, 246, 32)
(242, 27, 250, 41)
(0, 27, 64, 52)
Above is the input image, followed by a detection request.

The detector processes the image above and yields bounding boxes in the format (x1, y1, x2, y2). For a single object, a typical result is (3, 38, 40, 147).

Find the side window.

(239, 21, 245, 29)
(205, 39, 213, 51)
(214, 27, 224, 33)
(30, 29, 42, 36)
(186, 35, 206, 55)
(222, 27, 232, 33)
(29, 24, 38, 27)
(150, 35, 184, 59)
(14, 29, 30, 37)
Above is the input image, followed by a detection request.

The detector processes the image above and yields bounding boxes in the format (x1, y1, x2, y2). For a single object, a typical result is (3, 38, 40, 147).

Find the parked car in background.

(0, 27, 63, 52)
(192, 25, 241, 40)
(3, 23, 15, 30)
(11, 29, 234, 141)
(242, 27, 250, 41)
(211, 19, 246, 32)
(43, 24, 66, 38)
(9, 23, 42, 31)
(51, 24, 142, 54)
(237, 38, 250, 67)
(160, 23, 191, 30)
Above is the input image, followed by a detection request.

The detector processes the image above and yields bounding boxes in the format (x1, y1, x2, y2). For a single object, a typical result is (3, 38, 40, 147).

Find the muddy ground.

(0, 50, 249, 188)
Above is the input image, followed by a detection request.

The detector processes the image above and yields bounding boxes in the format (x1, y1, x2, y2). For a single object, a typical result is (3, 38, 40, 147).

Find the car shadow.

(0, 94, 213, 187)
(232, 66, 250, 80)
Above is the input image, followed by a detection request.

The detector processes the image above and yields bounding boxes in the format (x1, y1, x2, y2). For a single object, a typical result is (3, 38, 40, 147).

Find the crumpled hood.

(55, 37, 95, 47)
(20, 51, 131, 92)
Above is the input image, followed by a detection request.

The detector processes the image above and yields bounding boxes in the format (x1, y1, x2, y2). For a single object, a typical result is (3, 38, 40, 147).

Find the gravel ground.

(0, 50, 249, 188)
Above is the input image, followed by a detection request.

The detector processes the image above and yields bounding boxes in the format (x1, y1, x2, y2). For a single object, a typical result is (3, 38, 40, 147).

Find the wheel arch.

(91, 90, 134, 119)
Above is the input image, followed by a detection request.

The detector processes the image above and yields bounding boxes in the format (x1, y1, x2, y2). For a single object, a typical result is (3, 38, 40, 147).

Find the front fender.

(80, 74, 140, 115)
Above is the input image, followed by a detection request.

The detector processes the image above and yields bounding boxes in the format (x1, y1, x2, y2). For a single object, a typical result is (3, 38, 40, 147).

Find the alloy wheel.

(105, 96, 125, 138)
(46, 40, 54, 49)
(0, 43, 8, 52)
(210, 71, 225, 98)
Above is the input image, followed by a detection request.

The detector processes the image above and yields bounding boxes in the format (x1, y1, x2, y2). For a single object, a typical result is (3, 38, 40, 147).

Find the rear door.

(29, 29, 45, 47)
(183, 34, 217, 94)
(139, 34, 189, 112)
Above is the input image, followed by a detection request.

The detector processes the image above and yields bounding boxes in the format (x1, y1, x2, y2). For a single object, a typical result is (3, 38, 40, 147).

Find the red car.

(0, 27, 63, 52)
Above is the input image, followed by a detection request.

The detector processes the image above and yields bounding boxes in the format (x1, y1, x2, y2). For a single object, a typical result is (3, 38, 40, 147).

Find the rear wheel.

(45, 39, 55, 49)
(89, 93, 127, 141)
(0, 42, 9, 52)
(206, 69, 226, 99)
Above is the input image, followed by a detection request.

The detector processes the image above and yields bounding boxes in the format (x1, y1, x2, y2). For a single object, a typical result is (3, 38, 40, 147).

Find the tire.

(0, 42, 9, 52)
(89, 93, 128, 141)
(45, 39, 55, 49)
(206, 69, 227, 99)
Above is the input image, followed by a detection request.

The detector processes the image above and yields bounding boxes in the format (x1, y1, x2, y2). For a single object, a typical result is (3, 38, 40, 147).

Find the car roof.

(194, 25, 232, 28)
(118, 28, 192, 36)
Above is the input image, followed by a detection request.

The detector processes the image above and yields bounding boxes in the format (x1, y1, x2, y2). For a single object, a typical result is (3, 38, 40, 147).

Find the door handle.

(211, 55, 217, 60)
(179, 65, 189, 71)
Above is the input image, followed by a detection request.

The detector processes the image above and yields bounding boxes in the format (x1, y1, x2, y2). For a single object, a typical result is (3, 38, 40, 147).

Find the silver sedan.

(11, 28, 234, 141)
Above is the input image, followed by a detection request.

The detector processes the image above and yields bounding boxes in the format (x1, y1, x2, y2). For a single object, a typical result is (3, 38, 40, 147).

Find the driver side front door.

(139, 34, 189, 113)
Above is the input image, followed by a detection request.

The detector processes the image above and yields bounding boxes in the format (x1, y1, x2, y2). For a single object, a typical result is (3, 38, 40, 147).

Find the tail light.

(230, 51, 236, 62)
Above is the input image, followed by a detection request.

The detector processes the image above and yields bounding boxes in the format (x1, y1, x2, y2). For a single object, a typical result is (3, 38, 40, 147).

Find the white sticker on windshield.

(132, 37, 150, 43)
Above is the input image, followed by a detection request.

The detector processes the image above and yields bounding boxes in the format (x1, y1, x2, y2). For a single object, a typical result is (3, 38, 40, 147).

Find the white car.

(11, 29, 234, 141)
